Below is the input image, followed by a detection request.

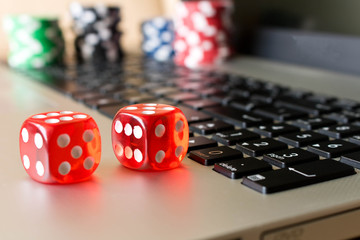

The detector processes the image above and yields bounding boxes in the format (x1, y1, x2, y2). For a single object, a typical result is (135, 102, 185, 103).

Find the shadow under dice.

(112, 103, 189, 171)
(19, 111, 101, 184)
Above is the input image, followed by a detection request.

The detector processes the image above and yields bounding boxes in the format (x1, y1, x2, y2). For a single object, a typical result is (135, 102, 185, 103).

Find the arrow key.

(236, 138, 288, 157)
(317, 124, 360, 139)
(307, 139, 360, 158)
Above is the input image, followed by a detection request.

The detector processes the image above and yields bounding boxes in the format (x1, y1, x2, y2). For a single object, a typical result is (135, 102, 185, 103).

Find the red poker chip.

(174, 43, 233, 68)
(174, 0, 233, 67)
(175, 0, 233, 30)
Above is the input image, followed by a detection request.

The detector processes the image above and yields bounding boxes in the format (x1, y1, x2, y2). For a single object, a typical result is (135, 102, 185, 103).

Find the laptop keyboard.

(13, 56, 360, 194)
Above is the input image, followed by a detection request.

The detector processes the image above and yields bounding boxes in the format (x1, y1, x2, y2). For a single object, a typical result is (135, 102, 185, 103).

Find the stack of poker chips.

(141, 17, 175, 62)
(174, 0, 234, 68)
(3, 15, 64, 69)
(70, 3, 123, 63)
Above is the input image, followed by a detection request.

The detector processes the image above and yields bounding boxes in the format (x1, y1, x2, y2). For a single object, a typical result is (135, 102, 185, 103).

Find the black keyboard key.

(236, 138, 288, 157)
(72, 91, 105, 102)
(253, 123, 299, 138)
(340, 151, 360, 169)
(188, 136, 218, 152)
(178, 82, 206, 91)
(291, 117, 337, 130)
(210, 92, 233, 105)
(230, 99, 270, 112)
(98, 104, 128, 118)
(317, 125, 360, 139)
(138, 82, 165, 92)
(113, 88, 142, 100)
(263, 148, 319, 168)
(197, 87, 225, 97)
(203, 106, 272, 128)
(230, 89, 251, 98)
(353, 121, 360, 127)
(263, 82, 289, 94)
(278, 131, 328, 147)
(276, 97, 340, 115)
(150, 87, 179, 97)
(54, 81, 90, 95)
(243, 159, 356, 194)
(190, 120, 234, 135)
(189, 146, 243, 166)
(324, 111, 360, 124)
(349, 135, 360, 145)
(165, 92, 200, 103)
(178, 106, 212, 123)
(306, 94, 337, 104)
(307, 140, 360, 158)
(84, 97, 123, 109)
(214, 158, 272, 179)
(281, 89, 312, 99)
(123, 93, 156, 104)
(140, 99, 174, 105)
(244, 78, 264, 90)
(250, 91, 278, 103)
(212, 129, 260, 146)
(99, 83, 127, 94)
(183, 99, 221, 110)
(254, 107, 307, 122)
(332, 99, 360, 111)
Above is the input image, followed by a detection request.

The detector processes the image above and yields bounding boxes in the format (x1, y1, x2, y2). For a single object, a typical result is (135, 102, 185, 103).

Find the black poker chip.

(70, 2, 123, 63)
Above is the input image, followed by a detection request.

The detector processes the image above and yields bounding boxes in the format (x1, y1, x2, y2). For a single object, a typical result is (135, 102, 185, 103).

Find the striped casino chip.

(173, 0, 234, 68)
(3, 15, 64, 69)
(70, 2, 123, 63)
(141, 17, 175, 62)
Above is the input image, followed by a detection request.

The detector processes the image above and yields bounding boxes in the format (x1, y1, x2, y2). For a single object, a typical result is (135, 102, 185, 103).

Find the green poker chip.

(8, 50, 63, 69)
(3, 15, 59, 34)
(3, 15, 64, 69)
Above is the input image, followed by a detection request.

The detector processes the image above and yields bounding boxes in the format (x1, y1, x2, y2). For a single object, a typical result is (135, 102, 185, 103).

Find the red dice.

(19, 111, 101, 184)
(111, 104, 189, 170)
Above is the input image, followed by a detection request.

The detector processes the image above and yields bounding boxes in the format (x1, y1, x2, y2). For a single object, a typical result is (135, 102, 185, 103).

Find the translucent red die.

(19, 111, 101, 184)
(111, 103, 189, 170)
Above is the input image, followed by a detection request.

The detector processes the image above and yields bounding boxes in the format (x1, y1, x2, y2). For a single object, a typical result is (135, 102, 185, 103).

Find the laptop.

(1, 1, 360, 240)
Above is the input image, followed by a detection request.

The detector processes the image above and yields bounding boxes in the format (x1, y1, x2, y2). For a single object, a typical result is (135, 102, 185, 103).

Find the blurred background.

(2, 0, 360, 75)
(0, 0, 178, 60)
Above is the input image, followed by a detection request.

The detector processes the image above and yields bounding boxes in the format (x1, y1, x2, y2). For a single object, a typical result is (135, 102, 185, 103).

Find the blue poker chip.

(141, 17, 175, 61)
